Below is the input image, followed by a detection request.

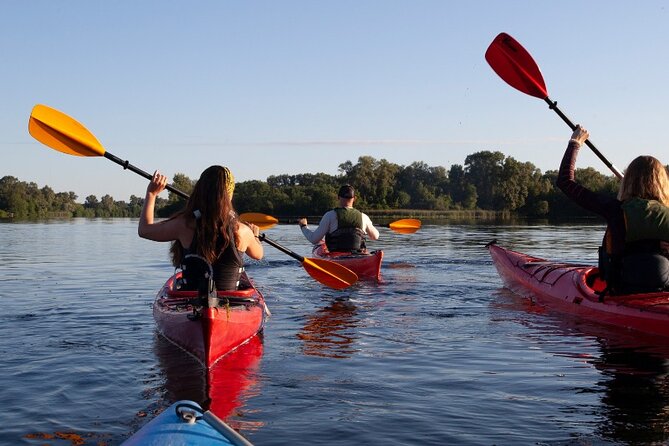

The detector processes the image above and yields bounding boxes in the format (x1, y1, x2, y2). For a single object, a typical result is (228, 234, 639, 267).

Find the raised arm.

(138, 171, 187, 243)
(237, 222, 263, 260)
(556, 126, 616, 218)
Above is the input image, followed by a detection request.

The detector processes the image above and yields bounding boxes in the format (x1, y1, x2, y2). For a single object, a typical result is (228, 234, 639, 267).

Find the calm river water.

(2, 219, 669, 445)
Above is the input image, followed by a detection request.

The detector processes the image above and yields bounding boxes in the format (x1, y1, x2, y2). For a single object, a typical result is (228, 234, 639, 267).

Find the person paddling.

(557, 125, 669, 294)
(298, 185, 379, 253)
(138, 165, 263, 291)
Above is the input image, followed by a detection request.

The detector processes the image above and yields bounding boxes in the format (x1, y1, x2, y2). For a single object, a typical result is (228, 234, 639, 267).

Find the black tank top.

(184, 224, 244, 291)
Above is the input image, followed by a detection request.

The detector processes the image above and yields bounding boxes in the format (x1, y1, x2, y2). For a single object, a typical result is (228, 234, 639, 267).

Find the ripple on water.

(2, 220, 669, 445)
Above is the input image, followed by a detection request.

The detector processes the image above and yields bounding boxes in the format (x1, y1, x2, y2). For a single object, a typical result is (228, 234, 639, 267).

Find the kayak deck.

(488, 242, 669, 337)
(312, 242, 383, 281)
(122, 400, 252, 445)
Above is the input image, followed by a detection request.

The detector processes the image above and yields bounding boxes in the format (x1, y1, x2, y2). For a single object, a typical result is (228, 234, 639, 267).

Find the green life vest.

(333, 207, 363, 229)
(325, 208, 365, 252)
(597, 198, 669, 295)
(609, 198, 669, 294)
(621, 198, 669, 243)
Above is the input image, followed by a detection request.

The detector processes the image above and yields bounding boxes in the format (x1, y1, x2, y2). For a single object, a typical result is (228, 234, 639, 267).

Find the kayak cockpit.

(583, 268, 607, 294)
(161, 272, 261, 307)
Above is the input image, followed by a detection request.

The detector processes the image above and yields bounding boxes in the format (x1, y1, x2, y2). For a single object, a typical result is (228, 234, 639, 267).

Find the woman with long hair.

(138, 165, 263, 291)
(557, 125, 669, 294)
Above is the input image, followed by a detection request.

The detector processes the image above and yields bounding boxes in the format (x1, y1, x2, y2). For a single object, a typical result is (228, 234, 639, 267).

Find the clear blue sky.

(3, 1, 669, 201)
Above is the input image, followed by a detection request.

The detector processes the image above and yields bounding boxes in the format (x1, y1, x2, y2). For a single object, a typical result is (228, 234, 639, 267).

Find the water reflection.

(492, 289, 669, 444)
(297, 297, 360, 359)
(152, 332, 264, 429)
(593, 339, 669, 444)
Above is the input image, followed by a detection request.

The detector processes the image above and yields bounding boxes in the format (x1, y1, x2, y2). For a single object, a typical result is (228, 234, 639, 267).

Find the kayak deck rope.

(521, 262, 578, 285)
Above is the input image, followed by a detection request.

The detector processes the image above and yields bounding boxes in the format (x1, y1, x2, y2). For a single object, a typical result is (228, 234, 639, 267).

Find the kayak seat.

(167, 271, 259, 305)
(315, 241, 372, 257)
(167, 283, 258, 299)
(176, 254, 215, 296)
(328, 250, 374, 258)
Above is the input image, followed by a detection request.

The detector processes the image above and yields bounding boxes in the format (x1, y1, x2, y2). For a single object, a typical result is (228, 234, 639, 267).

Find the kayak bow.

(122, 400, 253, 445)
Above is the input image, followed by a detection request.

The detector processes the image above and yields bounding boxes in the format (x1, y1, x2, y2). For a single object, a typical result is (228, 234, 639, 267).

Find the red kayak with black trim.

(488, 241, 669, 338)
(153, 272, 267, 369)
(312, 242, 383, 281)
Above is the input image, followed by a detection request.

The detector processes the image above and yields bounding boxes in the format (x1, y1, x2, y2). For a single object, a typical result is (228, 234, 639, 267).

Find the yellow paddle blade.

(388, 218, 421, 234)
(29, 104, 106, 157)
(302, 258, 358, 290)
(239, 213, 279, 230)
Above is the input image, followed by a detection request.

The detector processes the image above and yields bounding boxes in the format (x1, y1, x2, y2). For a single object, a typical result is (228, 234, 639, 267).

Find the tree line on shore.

(0, 151, 620, 220)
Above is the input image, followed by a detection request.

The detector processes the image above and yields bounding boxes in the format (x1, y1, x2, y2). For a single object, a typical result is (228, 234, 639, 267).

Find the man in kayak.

(557, 126, 669, 294)
(298, 184, 379, 252)
(138, 166, 263, 291)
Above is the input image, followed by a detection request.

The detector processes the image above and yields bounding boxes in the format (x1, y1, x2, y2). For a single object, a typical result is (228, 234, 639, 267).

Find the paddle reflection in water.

(492, 289, 669, 444)
(152, 332, 264, 431)
(297, 297, 361, 359)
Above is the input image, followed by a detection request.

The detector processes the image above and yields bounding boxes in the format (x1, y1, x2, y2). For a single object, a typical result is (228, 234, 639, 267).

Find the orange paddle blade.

(388, 218, 421, 234)
(29, 104, 106, 157)
(302, 258, 358, 290)
(239, 213, 279, 230)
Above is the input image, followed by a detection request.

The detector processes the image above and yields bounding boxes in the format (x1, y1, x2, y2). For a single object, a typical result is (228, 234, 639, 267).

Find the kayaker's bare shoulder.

(139, 213, 191, 244)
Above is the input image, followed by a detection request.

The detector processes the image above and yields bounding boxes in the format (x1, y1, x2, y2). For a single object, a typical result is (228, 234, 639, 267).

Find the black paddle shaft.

(257, 234, 305, 262)
(544, 97, 623, 179)
(103, 151, 189, 198)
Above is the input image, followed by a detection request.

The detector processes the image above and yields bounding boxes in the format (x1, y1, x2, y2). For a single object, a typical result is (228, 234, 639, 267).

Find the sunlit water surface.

(2, 219, 669, 445)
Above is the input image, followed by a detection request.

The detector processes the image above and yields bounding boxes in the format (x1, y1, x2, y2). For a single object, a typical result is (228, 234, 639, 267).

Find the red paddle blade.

(485, 32, 548, 99)
(302, 258, 358, 290)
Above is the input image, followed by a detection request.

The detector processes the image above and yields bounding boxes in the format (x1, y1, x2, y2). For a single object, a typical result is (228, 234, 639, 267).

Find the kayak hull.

(313, 242, 383, 281)
(488, 242, 669, 338)
(122, 400, 251, 445)
(153, 273, 266, 369)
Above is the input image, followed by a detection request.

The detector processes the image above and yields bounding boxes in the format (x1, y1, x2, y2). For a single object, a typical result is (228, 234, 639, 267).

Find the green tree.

(157, 173, 194, 217)
(339, 156, 400, 208)
(170, 173, 194, 200)
(461, 184, 478, 210)
(396, 162, 450, 209)
(498, 157, 548, 212)
(85, 195, 99, 209)
(234, 180, 283, 214)
(464, 151, 505, 210)
(448, 164, 472, 208)
(99, 194, 116, 217)
(127, 195, 144, 216)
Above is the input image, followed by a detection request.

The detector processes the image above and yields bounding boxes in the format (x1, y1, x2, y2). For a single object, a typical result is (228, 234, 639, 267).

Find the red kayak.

(313, 242, 383, 281)
(153, 272, 266, 369)
(488, 242, 669, 338)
